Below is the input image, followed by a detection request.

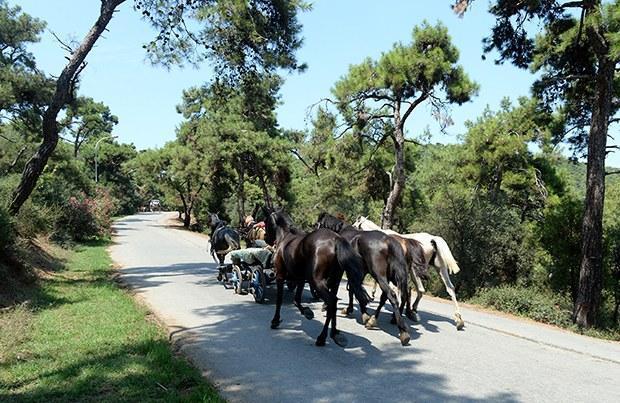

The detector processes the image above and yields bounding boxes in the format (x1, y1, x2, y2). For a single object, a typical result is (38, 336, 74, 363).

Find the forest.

(1, 0, 620, 342)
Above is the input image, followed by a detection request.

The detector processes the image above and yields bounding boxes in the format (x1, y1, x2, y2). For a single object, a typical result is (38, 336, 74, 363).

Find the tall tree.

(8, 0, 126, 215)
(61, 97, 118, 157)
(455, 0, 620, 327)
(8, 0, 307, 216)
(0, 0, 52, 130)
(333, 22, 478, 228)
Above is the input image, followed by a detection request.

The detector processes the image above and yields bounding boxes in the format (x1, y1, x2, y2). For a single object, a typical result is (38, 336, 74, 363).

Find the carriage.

(222, 247, 276, 303)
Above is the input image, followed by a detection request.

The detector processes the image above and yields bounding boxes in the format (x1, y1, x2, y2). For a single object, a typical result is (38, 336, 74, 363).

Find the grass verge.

(0, 239, 222, 402)
(468, 285, 620, 341)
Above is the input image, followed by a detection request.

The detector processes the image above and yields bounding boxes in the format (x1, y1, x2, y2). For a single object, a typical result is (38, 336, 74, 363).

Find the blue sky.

(10, 0, 620, 167)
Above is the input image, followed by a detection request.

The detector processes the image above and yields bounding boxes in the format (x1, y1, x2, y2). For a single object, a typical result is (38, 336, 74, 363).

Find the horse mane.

(317, 212, 351, 233)
(272, 210, 304, 235)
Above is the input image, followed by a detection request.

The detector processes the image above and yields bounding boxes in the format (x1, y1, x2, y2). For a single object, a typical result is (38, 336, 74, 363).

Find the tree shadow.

(168, 300, 518, 403)
(0, 339, 217, 402)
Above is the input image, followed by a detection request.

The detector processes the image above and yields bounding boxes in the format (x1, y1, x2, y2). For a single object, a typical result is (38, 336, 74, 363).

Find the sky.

(9, 0, 620, 167)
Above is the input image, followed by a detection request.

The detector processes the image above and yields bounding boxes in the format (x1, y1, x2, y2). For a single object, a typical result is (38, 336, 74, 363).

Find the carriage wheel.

(251, 268, 266, 303)
(233, 266, 243, 294)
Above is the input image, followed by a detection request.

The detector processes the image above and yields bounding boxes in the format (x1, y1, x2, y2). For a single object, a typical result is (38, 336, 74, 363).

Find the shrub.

(54, 191, 113, 242)
(14, 201, 58, 239)
(470, 285, 573, 328)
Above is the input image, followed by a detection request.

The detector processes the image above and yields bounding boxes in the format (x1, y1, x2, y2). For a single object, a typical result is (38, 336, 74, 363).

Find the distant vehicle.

(149, 199, 161, 212)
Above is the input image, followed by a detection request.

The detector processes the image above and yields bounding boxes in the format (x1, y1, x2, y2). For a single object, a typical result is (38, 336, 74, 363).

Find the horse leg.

(313, 281, 332, 347)
(406, 274, 424, 322)
(366, 290, 387, 329)
(439, 266, 464, 330)
(392, 290, 408, 324)
(370, 279, 378, 301)
(371, 279, 410, 346)
(293, 280, 314, 320)
(340, 286, 354, 316)
(270, 278, 285, 329)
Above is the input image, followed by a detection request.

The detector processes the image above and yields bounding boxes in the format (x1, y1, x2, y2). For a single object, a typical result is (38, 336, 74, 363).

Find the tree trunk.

(573, 56, 614, 328)
(381, 116, 406, 229)
(236, 165, 246, 226)
(8, 0, 126, 216)
(184, 207, 192, 228)
(258, 173, 274, 210)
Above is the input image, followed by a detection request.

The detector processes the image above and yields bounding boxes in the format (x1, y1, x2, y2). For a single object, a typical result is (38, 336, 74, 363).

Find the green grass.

(0, 240, 223, 402)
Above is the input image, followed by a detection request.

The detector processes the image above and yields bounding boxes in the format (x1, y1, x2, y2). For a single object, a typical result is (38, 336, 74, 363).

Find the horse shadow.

(172, 299, 518, 403)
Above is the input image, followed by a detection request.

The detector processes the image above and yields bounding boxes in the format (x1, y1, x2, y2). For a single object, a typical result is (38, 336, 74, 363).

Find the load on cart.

(224, 247, 275, 303)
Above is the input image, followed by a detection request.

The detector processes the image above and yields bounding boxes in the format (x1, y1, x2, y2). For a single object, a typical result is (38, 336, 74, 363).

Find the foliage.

(53, 191, 114, 242)
(469, 285, 573, 328)
(137, 0, 310, 77)
(332, 21, 478, 227)
(60, 96, 119, 157)
(0, 0, 53, 130)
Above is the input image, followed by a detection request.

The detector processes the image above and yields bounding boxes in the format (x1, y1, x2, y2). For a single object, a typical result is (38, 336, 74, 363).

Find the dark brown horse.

(317, 213, 427, 345)
(264, 208, 370, 347)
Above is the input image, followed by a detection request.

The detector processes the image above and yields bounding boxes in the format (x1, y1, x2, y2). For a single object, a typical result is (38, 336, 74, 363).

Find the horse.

(206, 212, 241, 275)
(352, 216, 465, 330)
(317, 213, 428, 346)
(263, 207, 370, 347)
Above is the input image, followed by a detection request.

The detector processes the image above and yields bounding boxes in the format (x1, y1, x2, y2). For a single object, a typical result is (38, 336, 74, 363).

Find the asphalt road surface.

(110, 213, 620, 403)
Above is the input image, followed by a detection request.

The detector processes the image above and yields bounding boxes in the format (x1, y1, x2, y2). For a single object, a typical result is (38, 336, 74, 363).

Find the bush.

(54, 191, 114, 242)
(14, 201, 58, 239)
(470, 285, 573, 328)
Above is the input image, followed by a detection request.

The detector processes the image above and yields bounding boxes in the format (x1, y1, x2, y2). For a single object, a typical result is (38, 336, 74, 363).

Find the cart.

(225, 248, 275, 303)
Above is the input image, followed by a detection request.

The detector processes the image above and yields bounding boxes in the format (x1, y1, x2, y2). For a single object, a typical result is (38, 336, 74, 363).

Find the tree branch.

(400, 93, 428, 129)
(290, 148, 319, 177)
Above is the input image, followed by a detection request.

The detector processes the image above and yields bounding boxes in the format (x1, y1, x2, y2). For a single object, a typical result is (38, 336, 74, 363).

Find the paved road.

(110, 213, 620, 403)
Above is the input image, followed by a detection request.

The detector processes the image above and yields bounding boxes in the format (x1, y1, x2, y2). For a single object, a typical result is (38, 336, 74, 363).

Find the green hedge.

(469, 285, 573, 328)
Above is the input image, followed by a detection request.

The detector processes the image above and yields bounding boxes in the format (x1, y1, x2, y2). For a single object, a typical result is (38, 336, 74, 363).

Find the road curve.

(110, 213, 620, 403)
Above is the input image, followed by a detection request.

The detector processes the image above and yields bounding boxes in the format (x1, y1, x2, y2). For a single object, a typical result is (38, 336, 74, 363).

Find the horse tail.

(406, 239, 429, 279)
(432, 237, 460, 274)
(387, 240, 409, 299)
(222, 231, 240, 254)
(335, 238, 370, 306)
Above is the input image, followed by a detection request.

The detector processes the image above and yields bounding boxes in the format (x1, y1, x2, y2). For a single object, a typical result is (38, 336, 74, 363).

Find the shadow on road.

(172, 300, 518, 403)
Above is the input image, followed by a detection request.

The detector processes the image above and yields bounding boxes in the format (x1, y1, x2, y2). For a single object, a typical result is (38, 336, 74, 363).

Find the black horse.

(317, 213, 428, 345)
(206, 212, 240, 274)
(263, 207, 370, 347)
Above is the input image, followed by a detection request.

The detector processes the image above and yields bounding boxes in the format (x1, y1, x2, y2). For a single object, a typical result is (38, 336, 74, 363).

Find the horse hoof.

(341, 307, 350, 316)
(365, 316, 377, 329)
(399, 331, 410, 346)
(315, 337, 326, 347)
(303, 307, 314, 320)
(332, 333, 348, 347)
(407, 311, 419, 322)
(361, 313, 371, 324)
(455, 314, 465, 330)
(270, 320, 281, 329)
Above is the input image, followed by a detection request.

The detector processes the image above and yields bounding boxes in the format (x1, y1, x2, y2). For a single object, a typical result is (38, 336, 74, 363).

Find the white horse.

(352, 216, 464, 330)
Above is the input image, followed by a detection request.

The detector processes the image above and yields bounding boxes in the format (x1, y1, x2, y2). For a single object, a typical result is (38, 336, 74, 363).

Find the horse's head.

(206, 211, 221, 229)
(316, 212, 345, 233)
(264, 207, 298, 245)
